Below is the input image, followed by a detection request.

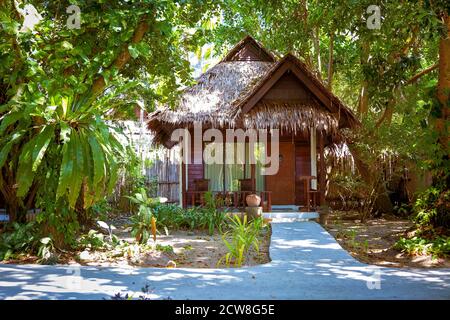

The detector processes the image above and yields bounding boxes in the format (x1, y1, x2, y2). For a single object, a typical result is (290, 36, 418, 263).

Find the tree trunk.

(347, 143, 394, 214)
(312, 26, 322, 80)
(375, 95, 396, 128)
(327, 32, 334, 90)
(436, 14, 450, 162)
(357, 42, 370, 117)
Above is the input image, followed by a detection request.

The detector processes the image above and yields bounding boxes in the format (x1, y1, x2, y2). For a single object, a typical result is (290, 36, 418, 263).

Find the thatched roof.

(148, 36, 358, 147)
(153, 61, 273, 127)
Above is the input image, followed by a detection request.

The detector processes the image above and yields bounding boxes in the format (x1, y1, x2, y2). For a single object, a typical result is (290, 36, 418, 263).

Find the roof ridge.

(221, 35, 276, 63)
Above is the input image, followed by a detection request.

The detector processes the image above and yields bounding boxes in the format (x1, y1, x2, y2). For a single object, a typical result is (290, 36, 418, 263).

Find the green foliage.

(393, 203, 412, 217)
(78, 229, 107, 251)
(0, 222, 38, 261)
(218, 215, 265, 268)
(155, 244, 174, 254)
(395, 236, 450, 258)
(414, 188, 450, 229)
(152, 193, 226, 235)
(91, 200, 113, 222)
(0, 0, 221, 249)
(126, 188, 159, 244)
(203, 191, 227, 235)
(151, 204, 183, 228)
(0, 222, 57, 263)
(37, 237, 57, 264)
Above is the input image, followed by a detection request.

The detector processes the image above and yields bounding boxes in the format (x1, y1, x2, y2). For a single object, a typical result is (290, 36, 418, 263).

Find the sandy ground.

(77, 226, 271, 268)
(324, 210, 450, 268)
(1, 215, 271, 268)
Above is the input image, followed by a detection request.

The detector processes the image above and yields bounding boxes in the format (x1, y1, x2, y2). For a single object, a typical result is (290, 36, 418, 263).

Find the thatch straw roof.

(153, 61, 273, 127)
(148, 36, 358, 147)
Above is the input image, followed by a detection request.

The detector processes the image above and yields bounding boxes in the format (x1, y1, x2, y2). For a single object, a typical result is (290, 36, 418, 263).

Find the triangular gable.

(222, 35, 276, 62)
(235, 53, 358, 128)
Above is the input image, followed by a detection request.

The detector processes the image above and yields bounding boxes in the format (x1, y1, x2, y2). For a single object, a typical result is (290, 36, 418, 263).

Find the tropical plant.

(414, 188, 450, 229)
(0, 0, 222, 248)
(78, 229, 107, 251)
(0, 222, 38, 261)
(126, 188, 159, 244)
(395, 236, 450, 258)
(218, 215, 265, 267)
(203, 191, 227, 235)
(152, 194, 227, 234)
(37, 237, 57, 264)
(155, 244, 174, 254)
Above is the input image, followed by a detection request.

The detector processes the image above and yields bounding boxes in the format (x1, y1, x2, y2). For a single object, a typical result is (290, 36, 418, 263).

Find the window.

(204, 142, 265, 192)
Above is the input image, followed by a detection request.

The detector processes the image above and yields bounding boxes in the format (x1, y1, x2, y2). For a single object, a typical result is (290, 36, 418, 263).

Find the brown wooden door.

(266, 142, 296, 205)
(295, 143, 311, 205)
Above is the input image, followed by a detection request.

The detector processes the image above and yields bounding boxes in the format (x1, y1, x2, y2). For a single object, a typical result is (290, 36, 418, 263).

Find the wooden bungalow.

(147, 36, 358, 212)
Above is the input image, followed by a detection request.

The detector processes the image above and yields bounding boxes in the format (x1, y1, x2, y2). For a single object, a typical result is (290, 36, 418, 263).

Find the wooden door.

(295, 143, 311, 205)
(266, 142, 296, 205)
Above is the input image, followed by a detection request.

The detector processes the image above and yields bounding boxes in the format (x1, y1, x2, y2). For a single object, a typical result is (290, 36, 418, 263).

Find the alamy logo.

(171, 122, 280, 175)
(66, 266, 82, 290)
(366, 266, 381, 290)
(366, 5, 381, 30)
(66, 5, 81, 30)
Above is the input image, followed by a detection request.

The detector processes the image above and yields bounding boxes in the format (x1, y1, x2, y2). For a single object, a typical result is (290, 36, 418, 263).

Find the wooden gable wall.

(261, 72, 311, 101)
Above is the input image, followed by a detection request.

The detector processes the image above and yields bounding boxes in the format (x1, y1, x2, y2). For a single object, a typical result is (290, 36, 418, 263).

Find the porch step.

(263, 211, 319, 222)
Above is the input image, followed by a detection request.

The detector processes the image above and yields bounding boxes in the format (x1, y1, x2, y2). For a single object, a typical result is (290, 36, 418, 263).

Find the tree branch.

(90, 14, 151, 98)
(406, 63, 439, 85)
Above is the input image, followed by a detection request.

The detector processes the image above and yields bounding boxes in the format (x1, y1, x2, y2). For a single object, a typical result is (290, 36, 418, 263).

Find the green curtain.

(225, 143, 245, 191)
(204, 142, 265, 192)
(243, 142, 265, 191)
(204, 144, 224, 191)
(205, 163, 223, 191)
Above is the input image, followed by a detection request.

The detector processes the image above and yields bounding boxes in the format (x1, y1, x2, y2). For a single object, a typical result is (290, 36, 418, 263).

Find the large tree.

(0, 0, 219, 244)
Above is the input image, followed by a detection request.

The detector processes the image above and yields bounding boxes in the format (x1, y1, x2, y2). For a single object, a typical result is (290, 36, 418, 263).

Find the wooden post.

(319, 131, 325, 206)
(251, 164, 256, 191)
(304, 179, 310, 212)
(200, 192, 205, 206)
(260, 191, 265, 211)
(181, 157, 186, 208)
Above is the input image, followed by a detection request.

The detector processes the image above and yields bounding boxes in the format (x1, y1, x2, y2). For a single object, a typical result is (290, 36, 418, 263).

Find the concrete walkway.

(0, 221, 449, 300)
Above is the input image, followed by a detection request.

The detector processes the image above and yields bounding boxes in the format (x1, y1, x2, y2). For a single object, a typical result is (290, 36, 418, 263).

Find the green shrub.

(152, 204, 186, 228)
(203, 191, 226, 235)
(218, 215, 265, 267)
(37, 237, 57, 264)
(0, 222, 39, 261)
(79, 230, 107, 250)
(152, 192, 226, 235)
(414, 188, 450, 229)
(394, 236, 450, 258)
(156, 244, 174, 254)
(126, 188, 159, 244)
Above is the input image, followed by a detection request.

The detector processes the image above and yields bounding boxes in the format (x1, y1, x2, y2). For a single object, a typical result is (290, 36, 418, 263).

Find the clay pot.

(246, 194, 261, 207)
